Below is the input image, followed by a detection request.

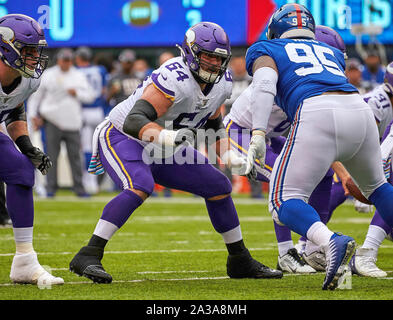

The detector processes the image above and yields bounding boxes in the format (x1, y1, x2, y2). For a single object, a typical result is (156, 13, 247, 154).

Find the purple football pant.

(226, 120, 333, 244)
(97, 123, 239, 233)
(0, 132, 35, 228)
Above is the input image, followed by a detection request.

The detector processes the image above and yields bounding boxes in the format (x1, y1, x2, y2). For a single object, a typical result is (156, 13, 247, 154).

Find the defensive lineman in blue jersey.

(75, 47, 108, 194)
(244, 3, 393, 290)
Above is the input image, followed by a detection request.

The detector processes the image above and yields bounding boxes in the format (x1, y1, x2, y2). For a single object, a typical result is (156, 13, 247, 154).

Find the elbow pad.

(5, 104, 27, 127)
(123, 99, 158, 138)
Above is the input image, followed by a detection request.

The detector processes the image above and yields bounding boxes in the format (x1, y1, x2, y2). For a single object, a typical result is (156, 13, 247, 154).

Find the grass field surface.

(1, 192, 393, 302)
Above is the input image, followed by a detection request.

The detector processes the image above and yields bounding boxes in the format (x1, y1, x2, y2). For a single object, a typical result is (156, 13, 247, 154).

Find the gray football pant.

(44, 120, 86, 195)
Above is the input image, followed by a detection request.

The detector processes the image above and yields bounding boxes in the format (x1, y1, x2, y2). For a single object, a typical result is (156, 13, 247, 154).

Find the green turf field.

(1, 192, 392, 300)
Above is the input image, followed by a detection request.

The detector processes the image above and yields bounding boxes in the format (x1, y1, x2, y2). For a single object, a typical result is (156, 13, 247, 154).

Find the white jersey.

(109, 57, 232, 141)
(363, 85, 393, 138)
(226, 85, 290, 138)
(0, 77, 40, 123)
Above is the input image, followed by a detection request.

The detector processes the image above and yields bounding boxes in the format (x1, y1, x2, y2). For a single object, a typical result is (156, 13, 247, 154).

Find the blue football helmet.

(266, 3, 315, 40)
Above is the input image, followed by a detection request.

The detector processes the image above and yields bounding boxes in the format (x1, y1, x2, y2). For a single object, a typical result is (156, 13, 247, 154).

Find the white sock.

(362, 225, 387, 251)
(306, 222, 334, 248)
(93, 219, 119, 240)
(277, 240, 294, 257)
(304, 239, 321, 256)
(13, 227, 34, 254)
(221, 225, 242, 244)
(15, 242, 34, 255)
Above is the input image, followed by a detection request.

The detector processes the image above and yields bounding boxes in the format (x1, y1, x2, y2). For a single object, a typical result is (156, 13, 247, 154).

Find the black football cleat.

(69, 246, 112, 284)
(227, 249, 283, 279)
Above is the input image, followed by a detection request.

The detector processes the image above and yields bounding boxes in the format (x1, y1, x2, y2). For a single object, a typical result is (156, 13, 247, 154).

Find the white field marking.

(133, 216, 273, 222)
(0, 272, 327, 287)
(34, 196, 359, 206)
(137, 270, 211, 274)
(0, 276, 231, 287)
(0, 246, 278, 257)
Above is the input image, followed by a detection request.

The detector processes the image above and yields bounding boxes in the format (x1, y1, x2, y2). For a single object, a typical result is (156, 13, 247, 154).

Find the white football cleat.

(294, 239, 306, 256)
(354, 200, 374, 213)
(10, 252, 64, 286)
(277, 248, 316, 273)
(302, 250, 327, 271)
(350, 247, 387, 278)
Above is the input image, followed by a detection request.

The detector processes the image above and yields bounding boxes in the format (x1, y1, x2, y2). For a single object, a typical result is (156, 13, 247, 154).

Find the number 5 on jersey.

(285, 43, 345, 77)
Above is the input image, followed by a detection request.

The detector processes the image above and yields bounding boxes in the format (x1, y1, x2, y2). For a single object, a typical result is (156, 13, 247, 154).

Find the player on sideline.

(224, 25, 349, 274)
(75, 46, 108, 195)
(0, 14, 63, 285)
(244, 3, 393, 290)
(69, 22, 283, 283)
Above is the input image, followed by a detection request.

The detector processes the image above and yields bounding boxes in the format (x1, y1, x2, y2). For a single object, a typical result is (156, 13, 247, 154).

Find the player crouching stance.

(69, 22, 282, 283)
(0, 14, 63, 286)
(244, 4, 393, 290)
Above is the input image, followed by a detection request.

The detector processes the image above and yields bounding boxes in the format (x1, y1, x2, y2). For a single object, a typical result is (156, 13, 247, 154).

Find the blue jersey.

(246, 38, 358, 122)
(77, 65, 108, 109)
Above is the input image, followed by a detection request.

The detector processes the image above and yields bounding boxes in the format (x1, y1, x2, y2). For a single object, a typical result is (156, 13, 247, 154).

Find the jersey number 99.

(284, 43, 345, 78)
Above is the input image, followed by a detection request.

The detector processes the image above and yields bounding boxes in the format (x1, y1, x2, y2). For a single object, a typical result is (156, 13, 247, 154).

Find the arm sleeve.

(250, 67, 278, 131)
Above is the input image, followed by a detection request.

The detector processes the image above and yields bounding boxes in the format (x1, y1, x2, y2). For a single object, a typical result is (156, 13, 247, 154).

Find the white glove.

(354, 199, 374, 213)
(245, 131, 266, 180)
(221, 149, 247, 175)
(158, 128, 196, 147)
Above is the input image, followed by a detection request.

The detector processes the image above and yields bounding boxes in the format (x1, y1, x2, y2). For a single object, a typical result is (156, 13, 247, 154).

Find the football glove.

(25, 147, 52, 175)
(221, 149, 251, 176)
(158, 128, 196, 147)
(245, 131, 266, 180)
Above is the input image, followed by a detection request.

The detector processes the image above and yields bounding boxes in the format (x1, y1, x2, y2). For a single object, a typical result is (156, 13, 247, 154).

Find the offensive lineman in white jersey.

(0, 14, 63, 286)
(69, 22, 283, 283)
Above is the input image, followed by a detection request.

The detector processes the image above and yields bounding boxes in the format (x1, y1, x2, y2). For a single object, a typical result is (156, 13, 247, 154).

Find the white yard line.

(0, 246, 276, 257)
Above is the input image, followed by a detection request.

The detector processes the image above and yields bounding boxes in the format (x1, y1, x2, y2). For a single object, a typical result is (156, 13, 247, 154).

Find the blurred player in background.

(0, 14, 63, 285)
(361, 46, 386, 92)
(244, 4, 393, 290)
(69, 21, 283, 283)
(30, 48, 95, 198)
(106, 49, 141, 109)
(345, 58, 367, 95)
(158, 51, 175, 66)
(75, 46, 109, 195)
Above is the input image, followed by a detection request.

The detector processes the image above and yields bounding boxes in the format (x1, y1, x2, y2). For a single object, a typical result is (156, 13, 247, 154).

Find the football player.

(69, 22, 283, 283)
(224, 25, 349, 274)
(349, 65, 393, 277)
(75, 46, 108, 195)
(0, 14, 63, 285)
(244, 3, 393, 290)
(328, 61, 393, 216)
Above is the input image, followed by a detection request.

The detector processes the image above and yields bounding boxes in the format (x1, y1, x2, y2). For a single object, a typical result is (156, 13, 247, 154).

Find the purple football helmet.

(315, 25, 347, 59)
(0, 14, 48, 78)
(383, 61, 393, 96)
(179, 22, 231, 84)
